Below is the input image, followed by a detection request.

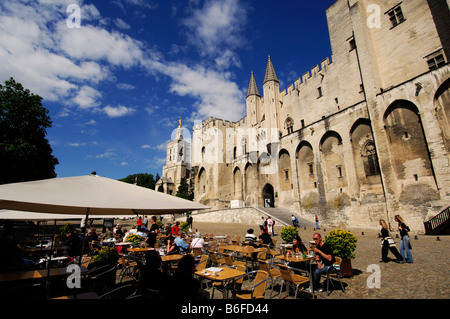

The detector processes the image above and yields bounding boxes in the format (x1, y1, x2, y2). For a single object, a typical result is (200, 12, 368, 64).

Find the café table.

(52, 292, 100, 299)
(278, 254, 314, 283)
(160, 254, 184, 263)
(214, 235, 228, 243)
(195, 266, 245, 299)
(0, 266, 88, 284)
(128, 247, 155, 261)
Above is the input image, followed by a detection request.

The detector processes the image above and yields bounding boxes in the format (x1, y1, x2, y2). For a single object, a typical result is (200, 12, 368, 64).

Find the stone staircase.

(255, 207, 315, 228)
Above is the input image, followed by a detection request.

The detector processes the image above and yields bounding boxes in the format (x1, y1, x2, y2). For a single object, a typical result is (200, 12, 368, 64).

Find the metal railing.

(424, 206, 450, 235)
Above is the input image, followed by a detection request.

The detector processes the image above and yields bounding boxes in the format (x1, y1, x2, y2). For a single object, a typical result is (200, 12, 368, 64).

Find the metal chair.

(278, 264, 312, 299)
(223, 253, 246, 269)
(99, 283, 138, 299)
(257, 259, 281, 298)
(208, 251, 225, 266)
(235, 270, 269, 299)
(325, 257, 346, 295)
(117, 254, 138, 283)
(211, 264, 246, 299)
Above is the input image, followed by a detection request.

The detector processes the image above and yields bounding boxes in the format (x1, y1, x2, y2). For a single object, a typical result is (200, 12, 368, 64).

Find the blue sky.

(0, 0, 336, 181)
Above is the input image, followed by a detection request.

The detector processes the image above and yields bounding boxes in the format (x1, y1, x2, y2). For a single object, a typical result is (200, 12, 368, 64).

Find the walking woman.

(394, 215, 413, 263)
(377, 219, 403, 263)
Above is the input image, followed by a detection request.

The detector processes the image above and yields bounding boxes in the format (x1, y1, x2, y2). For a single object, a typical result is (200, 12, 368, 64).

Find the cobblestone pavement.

(191, 222, 450, 300)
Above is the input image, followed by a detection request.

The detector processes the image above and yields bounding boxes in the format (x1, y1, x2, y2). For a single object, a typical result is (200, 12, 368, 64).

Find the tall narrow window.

(308, 163, 314, 175)
(427, 54, 446, 70)
(387, 5, 405, 27)
(362, 141, 380, 176)
(285, 117, 294, 134)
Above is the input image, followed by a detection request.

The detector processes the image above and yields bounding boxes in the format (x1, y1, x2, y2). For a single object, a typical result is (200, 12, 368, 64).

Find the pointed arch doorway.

(262, 183, 275, 208)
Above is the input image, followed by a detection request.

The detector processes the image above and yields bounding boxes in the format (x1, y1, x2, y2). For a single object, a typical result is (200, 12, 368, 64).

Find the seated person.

(101, 227, 114, 241)
(258, 228, 274, 247)
(244, 228, 258, 246)
(289, 235, 309, 271)
(166, 236, 179, 255)
(171, 255, 209, 301)
(292, 235, 308, 254)
(139, 250, 171, 299)
(311, 233, 336, 292)
(86, 227, 101, 249)
(190, 232, 205, 251)
(174, 231, 190, 253)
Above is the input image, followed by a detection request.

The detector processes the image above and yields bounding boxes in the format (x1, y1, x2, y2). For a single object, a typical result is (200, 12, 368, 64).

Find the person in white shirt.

(190, 232, 206, 253)
(244, 228, 258, 246)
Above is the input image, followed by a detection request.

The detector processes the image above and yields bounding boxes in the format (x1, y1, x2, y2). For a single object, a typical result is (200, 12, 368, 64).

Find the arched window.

(361, 140, 380, 176)
(285, 117, 294, 134)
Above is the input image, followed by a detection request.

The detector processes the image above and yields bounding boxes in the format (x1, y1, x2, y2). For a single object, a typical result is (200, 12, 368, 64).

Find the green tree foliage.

(176, 177, 194, 200)
(119, 173, 159, 189)
(0, 78, 59, 184)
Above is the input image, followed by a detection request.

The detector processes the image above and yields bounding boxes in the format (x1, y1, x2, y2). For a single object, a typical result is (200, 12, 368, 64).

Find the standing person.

(395, 215, 413, 263)
(291, 215, 299, 228)
(267, 216, 274, 236)
(315, 215, 320, 229)
(171, 221, 180, 236)
(260, 216, 267, 232)
(311, 233, 335, 292)
(187, 215, 193, 232)
(146, 216, 160, 248)
(137, 216, 143, 231)
(143, 215, 148, 229)
(377, 219, 403, 263)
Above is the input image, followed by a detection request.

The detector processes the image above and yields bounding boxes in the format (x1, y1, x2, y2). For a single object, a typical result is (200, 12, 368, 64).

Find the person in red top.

(137, 216, 143, 231)
(171, 221, 180, 235)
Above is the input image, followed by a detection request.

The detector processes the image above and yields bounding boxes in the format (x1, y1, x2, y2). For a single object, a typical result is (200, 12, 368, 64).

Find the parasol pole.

(74, 207, 90, 300)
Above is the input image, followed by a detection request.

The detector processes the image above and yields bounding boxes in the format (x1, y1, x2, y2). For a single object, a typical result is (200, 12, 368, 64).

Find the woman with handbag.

(377, 219, 404, 263)
(395, 215, 413, 263)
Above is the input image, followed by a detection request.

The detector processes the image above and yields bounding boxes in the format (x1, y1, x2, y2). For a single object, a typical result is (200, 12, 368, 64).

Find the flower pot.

(340, 257, 353, 277)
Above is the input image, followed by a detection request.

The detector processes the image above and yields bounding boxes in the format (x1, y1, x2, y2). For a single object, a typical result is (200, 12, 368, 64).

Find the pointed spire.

(246, 71, 260, 98)
(263, 55, 279, 84)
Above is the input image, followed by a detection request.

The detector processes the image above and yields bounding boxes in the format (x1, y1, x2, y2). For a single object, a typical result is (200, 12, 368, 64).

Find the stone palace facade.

(157, 0, 450, 232)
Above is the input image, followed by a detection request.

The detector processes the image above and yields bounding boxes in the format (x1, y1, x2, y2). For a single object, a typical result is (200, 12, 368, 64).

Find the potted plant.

(89, 246, 119, 269)
(125, 234, 144, 246)
(280, 226, 299, 243)
(180, 222, 190, 232)
(324, 229, 357, 277)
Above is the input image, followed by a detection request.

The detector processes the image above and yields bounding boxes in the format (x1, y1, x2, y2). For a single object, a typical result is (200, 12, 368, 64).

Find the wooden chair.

(278, 264, 312, 299)
(257, 259, 281, 298)
(117, 254, 138, 283)
(265, 246, 283, 265)
(223, 253, 246, 269)
(211, 264, 245, 299)
(235, 270, 269, 300)
(325, 256, 346, 295)
(208, 251, 225, 266)
(196, 255, 209, 272)
(191, 247, 203, 257)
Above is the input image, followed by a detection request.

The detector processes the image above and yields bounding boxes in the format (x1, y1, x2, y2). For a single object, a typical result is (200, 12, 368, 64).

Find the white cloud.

(159, 62, 245, 121)
(103, 105, 136, 118)
(140, 144, 151, 149)
(58, 24, 145, 68)
(72, 86, 102, 109)
(182, 0, 247, 67)
(116, 83, 135, 90)
(114, 18, 131, 30)
(0, 0, 247, 124)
